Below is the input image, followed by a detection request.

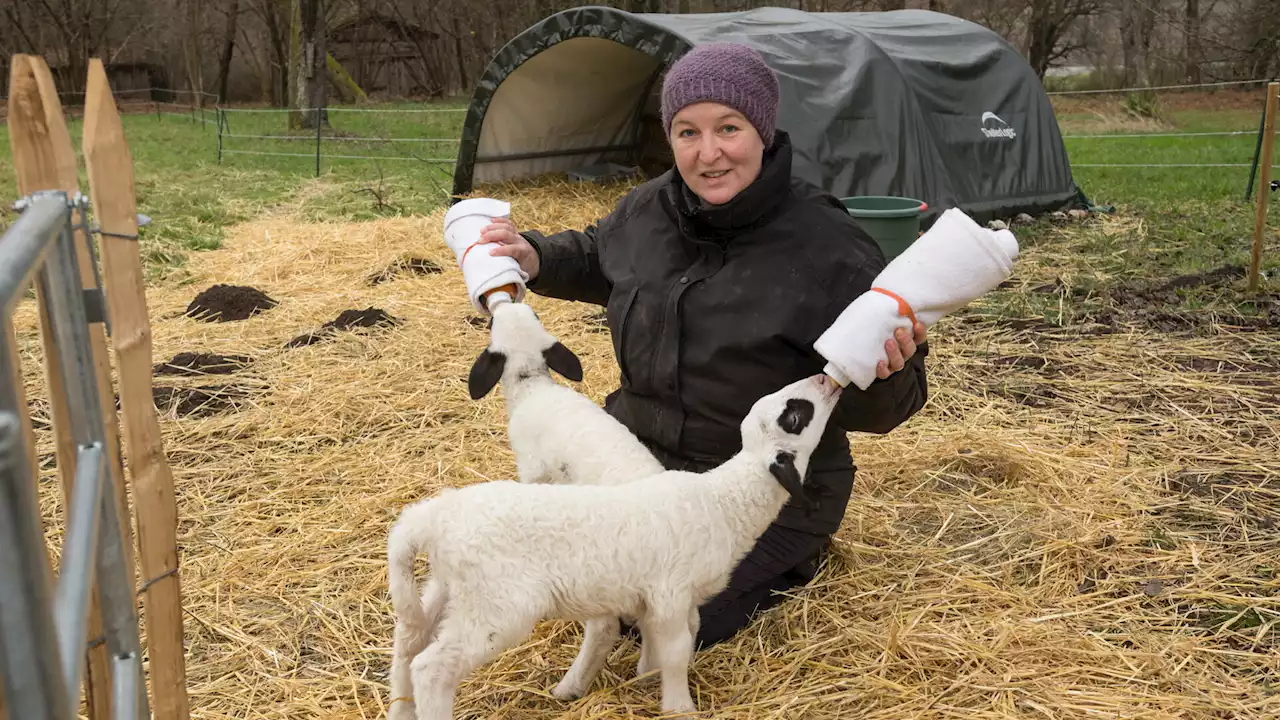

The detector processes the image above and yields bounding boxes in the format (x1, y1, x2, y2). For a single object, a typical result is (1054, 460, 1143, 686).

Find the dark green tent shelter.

(450, 5, 1085, 225)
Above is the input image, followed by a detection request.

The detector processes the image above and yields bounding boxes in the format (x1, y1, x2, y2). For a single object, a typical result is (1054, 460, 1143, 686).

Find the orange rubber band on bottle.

(870, 287, 918, 327)
(460, 240, 483, 266)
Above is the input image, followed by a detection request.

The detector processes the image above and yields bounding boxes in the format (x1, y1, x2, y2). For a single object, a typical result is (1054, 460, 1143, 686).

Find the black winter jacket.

(521, 131, 928, 535)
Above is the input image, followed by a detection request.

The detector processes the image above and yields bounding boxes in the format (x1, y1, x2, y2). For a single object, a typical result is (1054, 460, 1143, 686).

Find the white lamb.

(387, 372, 841, 720)
(465, 299, 668, 681)
(465, 300, 666, 486)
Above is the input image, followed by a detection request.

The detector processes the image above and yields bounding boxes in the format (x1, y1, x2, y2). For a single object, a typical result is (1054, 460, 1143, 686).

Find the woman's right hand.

(477, 217, 540, 280)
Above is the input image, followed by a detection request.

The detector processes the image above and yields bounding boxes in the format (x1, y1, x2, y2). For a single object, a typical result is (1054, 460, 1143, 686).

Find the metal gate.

(0, 191, 149, 719)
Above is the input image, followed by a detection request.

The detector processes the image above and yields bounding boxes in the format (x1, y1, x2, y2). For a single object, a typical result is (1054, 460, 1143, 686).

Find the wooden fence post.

(6, 53, 120, 720)
(83, 58, 192, 720)
(1248, 81, 1279, 292)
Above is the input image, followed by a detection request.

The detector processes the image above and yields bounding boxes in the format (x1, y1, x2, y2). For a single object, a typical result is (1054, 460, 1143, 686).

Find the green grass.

(1000, 93, 1280, 294)
(1, 93, 1275, 285)
(1060, 110, 1264, 205)
(0, 100, 466, 280)
(214, 99, 467, 180)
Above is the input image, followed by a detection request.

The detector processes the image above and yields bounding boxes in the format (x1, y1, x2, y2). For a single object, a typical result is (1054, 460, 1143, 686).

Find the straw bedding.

(12, 176, 1278, 719)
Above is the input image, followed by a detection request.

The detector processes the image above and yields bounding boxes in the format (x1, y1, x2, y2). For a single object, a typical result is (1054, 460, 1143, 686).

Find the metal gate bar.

(0, 190, 149, 719)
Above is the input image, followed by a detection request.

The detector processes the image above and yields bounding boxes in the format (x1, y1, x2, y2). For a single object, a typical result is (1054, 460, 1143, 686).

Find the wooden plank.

(6, 53, 113, 720)
(83, 58, 191, 720)
(22, 55, 137, 582)
(1249, 81, 1278, 292)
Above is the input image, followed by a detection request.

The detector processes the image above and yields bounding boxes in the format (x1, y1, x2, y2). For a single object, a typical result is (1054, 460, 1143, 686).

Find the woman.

(476, 42, 928, 647)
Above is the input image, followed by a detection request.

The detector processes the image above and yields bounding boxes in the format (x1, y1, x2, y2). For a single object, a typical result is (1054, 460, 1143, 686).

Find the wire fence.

(1047, 78, 1280, 200)
(14, 76, 1271, 196)
(1045, 77, 1274, 96)
(0, 86, 219, 125)
(212, 104, 469, 177)
(209, 78, 1279, 171)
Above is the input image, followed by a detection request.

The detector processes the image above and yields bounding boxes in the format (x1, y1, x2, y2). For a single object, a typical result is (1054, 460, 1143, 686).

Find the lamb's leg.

(409, 606, 535, 720)
(687, 606, 701, 647)
(636, 635, 654, 679)
(640, 609, 697, 715)
(388, 578, 447, 720)
(552, 616, 620, 700)
(637, 606, 699, 682)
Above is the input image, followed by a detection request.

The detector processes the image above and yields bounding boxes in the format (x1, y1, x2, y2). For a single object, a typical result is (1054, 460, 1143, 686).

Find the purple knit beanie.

(660, 42, 780, 147)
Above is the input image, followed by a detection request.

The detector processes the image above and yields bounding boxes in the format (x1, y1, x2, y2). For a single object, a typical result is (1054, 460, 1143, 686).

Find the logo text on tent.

(980, 111, 1017, 139)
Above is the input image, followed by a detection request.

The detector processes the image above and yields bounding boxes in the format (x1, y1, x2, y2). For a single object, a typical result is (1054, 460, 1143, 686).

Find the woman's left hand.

(876, 321, 927, 379)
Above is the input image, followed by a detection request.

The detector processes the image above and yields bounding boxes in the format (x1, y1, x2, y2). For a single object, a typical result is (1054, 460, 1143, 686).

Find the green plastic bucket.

(840, 196, 928, 261)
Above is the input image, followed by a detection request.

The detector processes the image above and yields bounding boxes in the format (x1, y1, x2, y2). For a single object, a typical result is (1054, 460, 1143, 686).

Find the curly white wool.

(386, 373, 843, 720)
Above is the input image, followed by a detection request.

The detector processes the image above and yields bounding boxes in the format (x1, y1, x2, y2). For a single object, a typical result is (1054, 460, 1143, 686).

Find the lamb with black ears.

(466, 300, 667, 487)
(464, 299, 671, 688)
(386, 372, 841, 719)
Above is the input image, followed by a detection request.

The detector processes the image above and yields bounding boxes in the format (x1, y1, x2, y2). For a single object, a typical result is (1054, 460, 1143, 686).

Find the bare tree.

(186, 0, 206, 104)
(290, 0, 329, 127)
(0, 0, 144, 95)
(216, 0, 242, 102)
(1183, 0, 1200, 82)
(242, 0, 289, 103)
(1025, 0, 1100, 78)
(1238, 0, 1278, 78)
(1119, 0, 1157, 86)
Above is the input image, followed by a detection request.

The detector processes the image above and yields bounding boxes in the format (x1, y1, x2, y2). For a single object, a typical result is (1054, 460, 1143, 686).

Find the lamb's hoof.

(661, 698, 698, 717)
(551, 677, 586, 701)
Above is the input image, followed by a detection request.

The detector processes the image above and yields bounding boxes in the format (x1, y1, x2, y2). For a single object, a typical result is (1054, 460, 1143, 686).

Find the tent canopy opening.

(451, 6, 1085, 225)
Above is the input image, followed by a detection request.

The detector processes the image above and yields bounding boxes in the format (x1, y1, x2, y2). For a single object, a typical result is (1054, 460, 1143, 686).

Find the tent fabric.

(450, 5, 1084, 225)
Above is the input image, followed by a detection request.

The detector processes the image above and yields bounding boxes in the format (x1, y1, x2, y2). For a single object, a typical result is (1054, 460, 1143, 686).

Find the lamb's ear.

(543, 342, 583, 382)
(467, 349, 506, 400)
(768, 450, 817, 514)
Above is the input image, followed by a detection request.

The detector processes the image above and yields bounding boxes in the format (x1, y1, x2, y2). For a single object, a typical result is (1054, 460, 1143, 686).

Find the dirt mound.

(1151, 265, 1245, 293)
(185, 284, 278, 322)
(152, 384, 252, 417)
(1085, 302, 1280, 335)
(154, 352, 254, 376)
(1032, 266, 1245, 303)
(285, 307, 400, 348)
(368, 257, 443, 285)
(1109, 265, 1246, 307)
(1012, 265, 1277, 336)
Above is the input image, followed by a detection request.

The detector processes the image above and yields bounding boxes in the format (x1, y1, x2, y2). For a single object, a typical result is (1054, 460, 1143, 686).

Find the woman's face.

(669, 102, 765, 206)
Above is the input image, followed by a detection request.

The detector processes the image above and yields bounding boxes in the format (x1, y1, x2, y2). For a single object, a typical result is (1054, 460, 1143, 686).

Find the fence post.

(7, 54, 120, 720)
(1245, 80, 1275, 201)
(316, 108, 322, 177)
(3, 52, 189, 719)
(83, 58, 191, 720)
(1248, 81, 1278, 292)
(217, 107, 223, 164)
